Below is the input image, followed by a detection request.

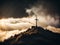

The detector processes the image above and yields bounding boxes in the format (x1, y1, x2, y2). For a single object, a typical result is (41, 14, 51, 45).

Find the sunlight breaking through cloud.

(0, 16, 60, 42)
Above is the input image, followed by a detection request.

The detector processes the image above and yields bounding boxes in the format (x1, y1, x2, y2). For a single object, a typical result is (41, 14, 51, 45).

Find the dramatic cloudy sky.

(0, 0, 60, 17)
(0, 0, 60, 42)
(0, 0, 36, 18)
(0, 0, 60, 27)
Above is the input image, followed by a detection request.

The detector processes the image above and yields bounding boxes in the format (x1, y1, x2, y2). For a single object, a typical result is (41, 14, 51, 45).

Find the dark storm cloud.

(34, 0, 60, 16)
(0, 0, 60, 18)
(0, 0, 37, 18)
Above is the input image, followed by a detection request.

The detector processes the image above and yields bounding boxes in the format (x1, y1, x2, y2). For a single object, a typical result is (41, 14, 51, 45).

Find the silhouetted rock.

(0, 26, 60, 45)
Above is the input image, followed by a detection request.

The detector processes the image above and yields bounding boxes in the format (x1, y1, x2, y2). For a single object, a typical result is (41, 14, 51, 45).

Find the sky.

(0, 0, 37, 18)
(0, 0, 60, 18)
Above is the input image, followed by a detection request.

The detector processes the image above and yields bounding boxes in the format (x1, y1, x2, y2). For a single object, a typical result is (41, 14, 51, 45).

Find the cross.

(35, 15, 38, 28)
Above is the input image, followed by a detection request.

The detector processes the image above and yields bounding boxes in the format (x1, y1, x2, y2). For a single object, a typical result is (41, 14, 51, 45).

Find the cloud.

(0, 16, 60, 42)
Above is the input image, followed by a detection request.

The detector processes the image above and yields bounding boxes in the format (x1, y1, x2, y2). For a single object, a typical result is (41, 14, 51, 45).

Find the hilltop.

(0, 26, 60, 45)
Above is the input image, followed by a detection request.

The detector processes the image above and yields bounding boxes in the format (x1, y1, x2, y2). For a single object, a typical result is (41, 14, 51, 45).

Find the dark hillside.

(0, 26, 60, 45)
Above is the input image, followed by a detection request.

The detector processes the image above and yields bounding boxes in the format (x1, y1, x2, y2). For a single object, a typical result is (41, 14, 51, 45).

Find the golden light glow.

(0, 16, 60, 42)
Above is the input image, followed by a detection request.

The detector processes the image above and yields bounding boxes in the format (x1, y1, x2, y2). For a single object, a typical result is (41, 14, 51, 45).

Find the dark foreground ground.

(0, 26, 60, 45)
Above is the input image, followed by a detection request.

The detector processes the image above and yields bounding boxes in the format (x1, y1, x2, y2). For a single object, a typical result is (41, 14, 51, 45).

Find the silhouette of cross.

(35, 15, 38, 28)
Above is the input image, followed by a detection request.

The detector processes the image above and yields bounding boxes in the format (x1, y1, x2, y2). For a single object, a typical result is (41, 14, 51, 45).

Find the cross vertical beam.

(35, 15, 38, 28)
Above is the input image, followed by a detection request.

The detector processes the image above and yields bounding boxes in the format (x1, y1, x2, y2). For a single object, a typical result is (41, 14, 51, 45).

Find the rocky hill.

(0, 26, 60, 45)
